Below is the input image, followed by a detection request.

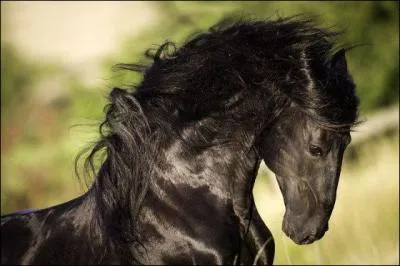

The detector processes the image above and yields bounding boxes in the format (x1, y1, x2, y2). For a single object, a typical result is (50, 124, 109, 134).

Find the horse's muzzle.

(282, 210, 329, 245)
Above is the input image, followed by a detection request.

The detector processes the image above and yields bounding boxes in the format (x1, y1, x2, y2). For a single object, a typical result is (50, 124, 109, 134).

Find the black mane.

(79, 15, 359, 247)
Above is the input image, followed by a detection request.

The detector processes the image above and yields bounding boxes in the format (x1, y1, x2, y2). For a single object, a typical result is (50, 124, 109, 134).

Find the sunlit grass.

(254, 135, 399, 265)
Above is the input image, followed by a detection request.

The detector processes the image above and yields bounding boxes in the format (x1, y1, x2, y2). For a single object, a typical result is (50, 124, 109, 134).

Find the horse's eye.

(309, 145, 323, 157)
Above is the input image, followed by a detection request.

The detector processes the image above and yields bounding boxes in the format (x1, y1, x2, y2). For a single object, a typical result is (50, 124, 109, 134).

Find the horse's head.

(261, 107, 351, 244)
(259, 49, 358, 245)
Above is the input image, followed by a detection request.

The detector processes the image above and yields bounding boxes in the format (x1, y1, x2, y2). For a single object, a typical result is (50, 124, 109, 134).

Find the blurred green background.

(1, 1, 398, 265)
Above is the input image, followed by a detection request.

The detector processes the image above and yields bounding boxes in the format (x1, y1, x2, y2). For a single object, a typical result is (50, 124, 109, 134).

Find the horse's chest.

(140, 224, 241, 264)
(137, 195, 242, 264)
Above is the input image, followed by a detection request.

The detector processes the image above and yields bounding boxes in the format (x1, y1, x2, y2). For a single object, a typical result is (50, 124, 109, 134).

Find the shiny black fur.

(1, 16, 359, 265)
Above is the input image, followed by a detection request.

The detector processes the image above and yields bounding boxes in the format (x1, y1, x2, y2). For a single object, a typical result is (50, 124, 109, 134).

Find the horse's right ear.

(330, 49, 348, 74)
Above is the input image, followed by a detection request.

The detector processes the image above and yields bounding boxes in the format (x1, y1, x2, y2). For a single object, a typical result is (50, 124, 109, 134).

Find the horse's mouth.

(288, 229, 327, 245)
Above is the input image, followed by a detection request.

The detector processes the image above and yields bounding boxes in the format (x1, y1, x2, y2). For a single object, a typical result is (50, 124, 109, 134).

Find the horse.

(1, 15, 359, 265)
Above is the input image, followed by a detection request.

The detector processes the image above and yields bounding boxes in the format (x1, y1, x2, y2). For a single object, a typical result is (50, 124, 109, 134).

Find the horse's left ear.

(330, 48, 348, 74)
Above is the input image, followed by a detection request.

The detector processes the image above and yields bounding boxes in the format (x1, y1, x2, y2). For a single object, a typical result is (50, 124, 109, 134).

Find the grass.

(254, 134, 399, 265)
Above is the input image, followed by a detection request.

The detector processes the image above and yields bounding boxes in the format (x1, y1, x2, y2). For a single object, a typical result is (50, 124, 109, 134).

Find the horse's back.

(1, 212, 40, 264)
(0, 199, 118, 265)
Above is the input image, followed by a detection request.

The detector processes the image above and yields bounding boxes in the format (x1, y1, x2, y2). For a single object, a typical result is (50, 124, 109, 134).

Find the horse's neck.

(150, 128, 261, 218)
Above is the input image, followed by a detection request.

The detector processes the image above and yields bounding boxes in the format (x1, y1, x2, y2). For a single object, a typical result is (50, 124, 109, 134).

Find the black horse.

(1, 16, 359, 265)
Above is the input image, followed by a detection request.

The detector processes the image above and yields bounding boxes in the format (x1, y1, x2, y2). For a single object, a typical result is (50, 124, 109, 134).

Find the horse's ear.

(330, 48, 348, 74)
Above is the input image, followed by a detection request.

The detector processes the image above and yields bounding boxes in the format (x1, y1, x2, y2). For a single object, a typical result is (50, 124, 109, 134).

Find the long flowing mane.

(76, 15, 359, 248)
